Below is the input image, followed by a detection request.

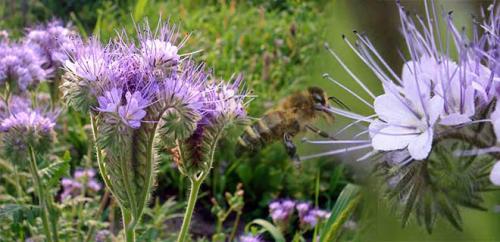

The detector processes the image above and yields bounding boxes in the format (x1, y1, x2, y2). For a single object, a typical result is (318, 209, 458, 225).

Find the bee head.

(308, 86, 328, 107)
(308, 86, 336, 123)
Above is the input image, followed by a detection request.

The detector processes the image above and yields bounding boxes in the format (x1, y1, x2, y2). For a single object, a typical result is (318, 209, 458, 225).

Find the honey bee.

(236, 86, 342, 163)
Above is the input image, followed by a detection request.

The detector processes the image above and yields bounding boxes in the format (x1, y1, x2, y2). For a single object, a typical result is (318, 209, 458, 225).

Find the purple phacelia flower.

(141, 39, 179, 70)
(61, 168, 101, 200)
(136, 20, 181, 72)
(97, 88, 123, 113)
(308, 1, 499, 164)
(202, 75, 247, 122)
(117, 91, 148, 129)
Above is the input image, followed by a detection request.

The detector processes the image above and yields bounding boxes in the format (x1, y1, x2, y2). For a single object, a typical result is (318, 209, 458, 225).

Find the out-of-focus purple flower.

(238, 234, 263, 242)
(269, 199, 295, 224)
(295, 202, 330, 230)
(0, 30, 8, 42)
(0, 43, 47, 91)
(61, 168, 101, 200)
(25, 20, 76, 76)
(296, 202, 311, 218)
(1, 111, 55, 133)
(95, 229, 111, 242)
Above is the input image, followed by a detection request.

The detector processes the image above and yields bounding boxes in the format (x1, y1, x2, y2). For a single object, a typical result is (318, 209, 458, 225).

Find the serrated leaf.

(39, 159, 70, 188)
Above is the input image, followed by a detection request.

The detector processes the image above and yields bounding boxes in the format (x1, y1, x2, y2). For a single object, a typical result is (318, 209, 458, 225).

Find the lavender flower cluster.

(314, 2, 500, 185)
(0, 20, 75, 93)
(60, 168, 102, 200)
(62, 22, 246, 134)
(269, 199, 330, 232)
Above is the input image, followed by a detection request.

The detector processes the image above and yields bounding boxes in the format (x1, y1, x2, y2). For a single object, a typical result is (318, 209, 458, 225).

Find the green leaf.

(39, 159, 70, 188)
(320, 184, 361, 242)
(245, 219, 285, 242)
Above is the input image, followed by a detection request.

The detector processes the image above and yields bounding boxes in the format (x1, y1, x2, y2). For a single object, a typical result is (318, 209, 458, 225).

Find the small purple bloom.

(60, 168, 101, 200)
(117, 91, 148, 129)
(97, 88, 123, 113)
(239, 234, 263, 242)
(268, 199, 295, 224)
(95, 229, 111, 242)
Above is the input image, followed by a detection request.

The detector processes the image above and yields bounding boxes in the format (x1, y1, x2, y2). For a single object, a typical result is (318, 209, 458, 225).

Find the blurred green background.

(2, 0, 500, 241)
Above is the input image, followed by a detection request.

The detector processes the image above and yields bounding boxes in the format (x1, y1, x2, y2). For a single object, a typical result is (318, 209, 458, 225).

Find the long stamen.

(324, 42, 376, 99)
(300, 144, 372, 161)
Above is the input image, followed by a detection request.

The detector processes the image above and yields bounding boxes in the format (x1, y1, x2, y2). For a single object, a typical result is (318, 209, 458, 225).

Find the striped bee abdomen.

(236, 111, 298, 156)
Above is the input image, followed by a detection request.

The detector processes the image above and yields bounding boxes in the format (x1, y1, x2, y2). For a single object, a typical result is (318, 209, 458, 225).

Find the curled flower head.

(1, 110, 56, 163)
(62, 38, 112, 113)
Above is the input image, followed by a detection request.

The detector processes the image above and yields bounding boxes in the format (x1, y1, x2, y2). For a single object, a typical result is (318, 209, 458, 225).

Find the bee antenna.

(328, 96, 351, 111)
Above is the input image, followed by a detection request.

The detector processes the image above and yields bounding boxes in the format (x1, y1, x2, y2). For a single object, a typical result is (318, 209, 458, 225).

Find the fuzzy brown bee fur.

(236, 86, 335, 161)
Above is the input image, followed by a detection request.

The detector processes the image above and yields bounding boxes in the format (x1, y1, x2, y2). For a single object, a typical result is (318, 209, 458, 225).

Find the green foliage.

(320, 183, 361, 242)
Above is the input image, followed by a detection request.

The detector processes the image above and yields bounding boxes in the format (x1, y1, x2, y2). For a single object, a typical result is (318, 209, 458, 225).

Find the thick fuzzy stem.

(177, 177, 203, 242)
(122, 209, 136, 242)
(28, 146, 55, 242)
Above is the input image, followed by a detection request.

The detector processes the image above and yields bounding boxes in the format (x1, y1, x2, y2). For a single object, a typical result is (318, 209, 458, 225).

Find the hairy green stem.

(122, 209, 136, 242)
(177, 177, 203, 242)
(28, 146, 54, 242)
(12, 165, 24, 198)
(89, 113, 115, 196)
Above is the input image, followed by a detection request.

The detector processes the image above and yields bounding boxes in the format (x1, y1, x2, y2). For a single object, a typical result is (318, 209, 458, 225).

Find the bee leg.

(305, 125, 335, 140)
(283, 133, 301, 166)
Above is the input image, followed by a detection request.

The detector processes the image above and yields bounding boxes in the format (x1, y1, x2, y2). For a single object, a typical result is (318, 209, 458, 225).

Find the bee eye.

(313, 93, 325, 105)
